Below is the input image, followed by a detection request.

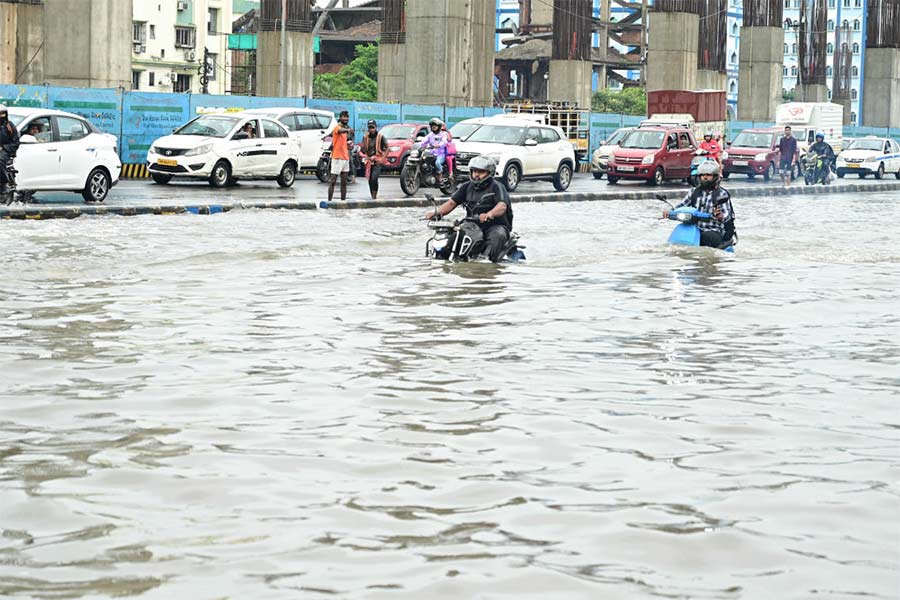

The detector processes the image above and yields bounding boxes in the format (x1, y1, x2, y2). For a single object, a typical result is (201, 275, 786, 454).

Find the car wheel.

(502, 163, 520, 192)
(152, 173, 172, 185)
(747, 173, 756, 180)
(837, 171, 844, 178)
(592, 171, 603, 180)
(82, 168, 110, 203)
(764, 162, 775, 181)
(209, 160, 231, 188)
(606, 175, 619, 185)
(650, 167, 664, 186)
(277, 161, 297, 188)
(875, 164, 884, 180)
(553, 162, 572, 192)
(858, 172, 867, 179)
(895, 169, 900, 180)
(721, 172, 730, 180)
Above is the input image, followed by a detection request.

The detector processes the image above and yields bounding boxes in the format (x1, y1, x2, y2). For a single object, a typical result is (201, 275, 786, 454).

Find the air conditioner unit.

(177, 1, 188, 10)
(185, 50, 196, 61)
(169, 72, 178, 83)
(133, 42, 143, 54)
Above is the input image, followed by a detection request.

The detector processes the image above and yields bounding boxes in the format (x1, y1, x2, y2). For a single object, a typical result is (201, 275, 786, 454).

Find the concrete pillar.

(43, 0, 131, 89)
(529, 0, 554, 26)
(15, 2, 43, 84)
(795, 84, 829, 102)
(862, 47, 900, 127)
(737, 26, 783, 122)
(0, 2, 16, 84)
(404, 0, 494, 107)
(646, 12, 699, 92)
(697, 70, 726, 90)
(257, 31, 314, 98)
(377, 43, 406, 103)
(549, 60, 593, 107)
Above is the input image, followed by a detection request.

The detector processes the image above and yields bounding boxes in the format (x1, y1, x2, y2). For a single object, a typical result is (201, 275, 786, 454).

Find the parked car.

(454, 118, 576, 192)
(607, 125, 697, 185)
(590, 127, 633, 180)
(147, 113, 301, 188)
(722, 127, 782, 181)
(7, 108, 121, 203)
(241, 107, 336, 170)
(377, 122, 429, 172)
(835, 136, 900, 179)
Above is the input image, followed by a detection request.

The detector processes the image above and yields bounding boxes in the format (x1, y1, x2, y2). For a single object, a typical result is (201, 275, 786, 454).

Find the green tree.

(314, 44, 378, 101)
(591, 88, 647, 115)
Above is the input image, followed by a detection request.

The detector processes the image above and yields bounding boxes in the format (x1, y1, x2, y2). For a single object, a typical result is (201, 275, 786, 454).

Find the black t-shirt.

(451, 179, 512, 230)
(809, 141, 834, 159)
(363, 132, 388, 157)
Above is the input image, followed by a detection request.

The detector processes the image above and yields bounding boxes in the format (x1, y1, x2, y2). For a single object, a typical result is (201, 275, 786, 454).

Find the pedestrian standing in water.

(328, 110, 353, 202)
(778, 125, 799, 188)
(361, 120, 388, 200)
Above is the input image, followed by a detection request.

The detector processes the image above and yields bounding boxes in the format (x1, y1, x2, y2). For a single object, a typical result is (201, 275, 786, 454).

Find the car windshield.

(848, 139, 884, 151)
(450, 122, 482, 141)
(621, 130, 664, 149)
(8, 114, 25, 127)
(731, 132, 774, 148)
(381, 125, 414, 139)
(176, 116, 239, 137)
(466, 125, 525, 145)
(607, 128, 630, 145)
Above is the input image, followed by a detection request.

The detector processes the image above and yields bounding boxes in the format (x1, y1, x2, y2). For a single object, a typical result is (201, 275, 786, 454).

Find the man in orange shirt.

(328, 110, 354, 202)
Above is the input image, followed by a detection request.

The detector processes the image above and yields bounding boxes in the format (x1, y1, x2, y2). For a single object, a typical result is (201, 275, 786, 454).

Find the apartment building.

(132, 0, 257, 94)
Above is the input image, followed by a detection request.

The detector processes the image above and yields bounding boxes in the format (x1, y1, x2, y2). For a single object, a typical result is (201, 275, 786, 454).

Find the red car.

(378, 123, 430, 172)
(607, 125, 698, 185)
(723, 127, 783, 181)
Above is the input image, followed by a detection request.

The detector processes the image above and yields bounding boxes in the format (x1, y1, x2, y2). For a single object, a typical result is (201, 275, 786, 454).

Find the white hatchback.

(241, 107, 337, 170)
(8, 108, 121, 202)
(147, 113, 301, 188)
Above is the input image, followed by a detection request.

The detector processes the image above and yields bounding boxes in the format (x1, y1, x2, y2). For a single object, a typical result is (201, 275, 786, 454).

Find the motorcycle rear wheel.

(315, 158, 330, 183)
(400, 165, 420, 196)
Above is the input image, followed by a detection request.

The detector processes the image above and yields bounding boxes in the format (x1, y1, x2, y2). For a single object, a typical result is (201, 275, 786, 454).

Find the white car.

(835, 136, 900, 180)
(147, 113, 301, 188)
(454, 118, 576, 192)
(7, 108, 121, 203)
(590, 127, 633, 180)
(241, 107, 337, 170)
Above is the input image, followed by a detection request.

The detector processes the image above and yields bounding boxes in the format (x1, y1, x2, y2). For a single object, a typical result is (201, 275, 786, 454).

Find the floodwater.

(1, 190, 898, 599)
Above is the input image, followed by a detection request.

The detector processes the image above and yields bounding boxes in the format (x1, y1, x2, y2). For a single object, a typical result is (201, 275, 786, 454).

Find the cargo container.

(647, 90, 727, 123)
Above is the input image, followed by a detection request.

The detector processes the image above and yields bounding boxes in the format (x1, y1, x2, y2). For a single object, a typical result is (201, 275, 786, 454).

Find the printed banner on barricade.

(122, 92, 191, 165)
(48, 87, 122, 138)
(0, 84, 48, 109)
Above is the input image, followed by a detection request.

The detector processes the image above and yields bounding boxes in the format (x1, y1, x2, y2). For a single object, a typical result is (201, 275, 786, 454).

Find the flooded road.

(1, 189, 898, 599)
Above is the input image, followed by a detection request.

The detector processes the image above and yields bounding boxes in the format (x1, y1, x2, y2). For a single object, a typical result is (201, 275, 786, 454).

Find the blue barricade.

(0, 84, 48, 109)
(48, 86, 122, 138)
(121, 91, 190, 165)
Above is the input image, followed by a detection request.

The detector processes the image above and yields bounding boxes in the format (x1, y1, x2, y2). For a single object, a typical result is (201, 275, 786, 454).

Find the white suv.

(241, 107, 336, 169)
(454, 117, 576, 192)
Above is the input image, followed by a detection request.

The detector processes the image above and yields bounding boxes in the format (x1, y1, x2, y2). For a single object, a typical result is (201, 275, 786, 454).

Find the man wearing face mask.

(0, 105, 20, 195)
(662, 161, 735, 249)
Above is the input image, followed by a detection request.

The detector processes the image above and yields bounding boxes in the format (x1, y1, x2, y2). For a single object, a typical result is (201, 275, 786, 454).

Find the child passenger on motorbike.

(663, 161, 736, 249)
(422, 118, 450, 182)
(424, 156, 512, 262)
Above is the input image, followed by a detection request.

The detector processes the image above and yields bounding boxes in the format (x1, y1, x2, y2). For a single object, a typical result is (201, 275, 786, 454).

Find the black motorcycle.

(802, 151, 830, 185)
(1, 157, 32, 205)
(401, 147, 457, 196)
(424, 193, 525, 262)
(315, 136, 364, 183)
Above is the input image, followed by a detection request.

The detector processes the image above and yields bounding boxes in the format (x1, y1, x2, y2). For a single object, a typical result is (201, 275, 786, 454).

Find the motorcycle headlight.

(388, 146, 401, 152)
(676, 212, 692, 223)
(641, 153, 656, 165)
(185, 144, 213, 157)
(410, 149, 420, 158)
(754, 153, 768, 161)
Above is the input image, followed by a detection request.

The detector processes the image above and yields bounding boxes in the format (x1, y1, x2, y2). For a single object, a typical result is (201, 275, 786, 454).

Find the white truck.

(775, 102, 844, 152)
(640, 114, 726, 147)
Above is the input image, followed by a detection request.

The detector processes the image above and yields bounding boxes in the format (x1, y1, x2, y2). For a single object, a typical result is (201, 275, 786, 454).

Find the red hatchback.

(723, 127, 782, 181)
(607, 126, 697, 185)
(378, 123, 430, 172)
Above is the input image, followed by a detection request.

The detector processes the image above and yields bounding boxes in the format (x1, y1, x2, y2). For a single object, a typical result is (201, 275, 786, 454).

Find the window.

(732, 23, 738, 35)
(678, 132, 691, 149)
(262, 120, 286, 138)
(730, 52, 737, 64)
(827, 43, 834, 54)
(175, 26, 195, 48)
(791, 66, 797, 76)
(783, 66, 788, 76)
(525, 128, 541, 144)
(149, 72, 155, 86)
(174, 73, 191, 93)
(784, 0, 789, 7)
(132, 21, 146, 44)
(57, 117, 89, 142)
(826, 66, 833, 77)
(842, 19, 849, 29)
(297, 114, 320, 130)
(784, 43, 789, 54)
(850, 112, 856, 123)
(828, 0, 835, 6)
(827, 89, 832, 99)
(132, 70, 141, 90)
(851, 88, 857, 99)
(827, 20, 834, 31)
(854, 0, 861, 5)
(792, 43, 797, 54)
(843, 0, 849, 6)
(853, 43, 860, 54)
(278, 115, 299, 131)
(852, 65, 859, 76)
(206, 53, 217, 81)
(316, 115, 333, 129)
(539, 128, 561, 143)
(853, 19, 860, 30)
(24, 117, 52, 143)
(150, 24, 156, 39)
(885, 142, 892, 154)
(729, 81, 737, 93)
(208, 8, 219, 34)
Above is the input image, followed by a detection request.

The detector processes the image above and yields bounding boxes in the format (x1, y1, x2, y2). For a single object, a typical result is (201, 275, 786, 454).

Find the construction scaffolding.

(381, 0, 406, 44)
(866, 0, 900, 48)
(832, 23, 852, 101)
(259, 0, 313, 33)
(743, 0, 783, 27)
(698, 0, 726, 72)
(552, 0, 592, 61)
(797, 0, 827, 86)
(651, 0, 702, 14)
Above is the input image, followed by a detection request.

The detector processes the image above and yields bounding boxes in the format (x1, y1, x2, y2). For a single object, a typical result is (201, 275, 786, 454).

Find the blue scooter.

(656, 194, 736, 253)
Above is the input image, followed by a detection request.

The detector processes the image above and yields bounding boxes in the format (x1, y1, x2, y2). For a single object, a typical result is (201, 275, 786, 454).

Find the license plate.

(733, 160, 748, 166)
(617, 165, 635, 172)
(157, 158, 178, 167)
(846, 164, 858, 168)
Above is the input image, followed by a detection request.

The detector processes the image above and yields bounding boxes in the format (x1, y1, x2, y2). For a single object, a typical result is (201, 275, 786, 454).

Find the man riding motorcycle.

(424, 156, 512, 263)
(0, 105, 20, 196)
(698, 131, 722, 164)
(807, 131, 834, 183)
(663, 160, 735, 249)
(421, 118, 450, 182)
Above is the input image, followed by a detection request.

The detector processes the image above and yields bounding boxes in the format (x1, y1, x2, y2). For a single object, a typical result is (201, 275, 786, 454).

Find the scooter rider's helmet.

(429, 117, 443, 132)
(468, 155, 497, 191)
(0, 104, 7, 122)
(703, 131, 713, 140)
(815, 131, 825, 141)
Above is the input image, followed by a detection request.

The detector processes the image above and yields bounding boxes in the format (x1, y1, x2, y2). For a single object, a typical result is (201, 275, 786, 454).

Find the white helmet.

(697, 161, 720, 177)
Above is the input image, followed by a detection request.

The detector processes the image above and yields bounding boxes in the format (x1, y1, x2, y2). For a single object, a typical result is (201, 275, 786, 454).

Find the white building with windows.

(132, 0, 256, 95)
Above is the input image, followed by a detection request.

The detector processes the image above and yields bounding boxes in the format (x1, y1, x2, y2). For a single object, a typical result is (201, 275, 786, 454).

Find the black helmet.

(468, 155, 496, 191)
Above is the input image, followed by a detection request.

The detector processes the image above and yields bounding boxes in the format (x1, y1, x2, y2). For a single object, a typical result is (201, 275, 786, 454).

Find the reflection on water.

(1, 195, 898, 598)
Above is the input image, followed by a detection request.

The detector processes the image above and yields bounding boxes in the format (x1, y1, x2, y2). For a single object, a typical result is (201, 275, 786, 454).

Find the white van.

(775, 102, 844, 152)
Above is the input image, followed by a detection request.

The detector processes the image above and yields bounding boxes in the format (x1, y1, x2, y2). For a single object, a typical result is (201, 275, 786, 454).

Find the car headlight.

(149, 146, 159, 155)
(185, 144, 213, 157)
(676, 212, 692, 223)
(388, 146, 401, 152)
(864, 155, 876, 163)
(641, 153, 656, 165)
(754, 153, 768, 161)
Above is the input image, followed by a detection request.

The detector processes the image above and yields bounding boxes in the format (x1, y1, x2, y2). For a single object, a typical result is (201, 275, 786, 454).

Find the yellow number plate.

(846, 164, 858, 168)
(157, 158, 178, 167)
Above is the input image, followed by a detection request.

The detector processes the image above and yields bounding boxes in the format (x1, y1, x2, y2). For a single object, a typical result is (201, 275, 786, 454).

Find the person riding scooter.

(698, 131, 722, 165)
(421, 118, 450, 182)
(807, 131, 834, 184)
(425, 156, 512, 262)
(663, 160, 735, 249)
(0, 105, 20, 196)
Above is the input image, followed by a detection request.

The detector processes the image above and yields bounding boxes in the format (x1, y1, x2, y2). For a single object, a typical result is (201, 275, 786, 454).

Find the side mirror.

(19, 134, 37, 144)
(525, 139, 538, 147)
(726, 141, 732, 146)
(233, 131, 249, 141)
